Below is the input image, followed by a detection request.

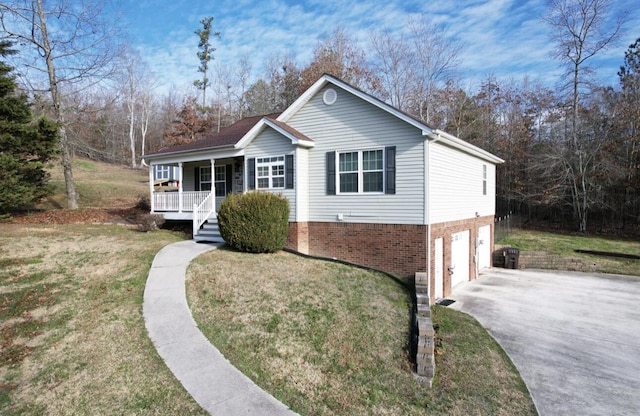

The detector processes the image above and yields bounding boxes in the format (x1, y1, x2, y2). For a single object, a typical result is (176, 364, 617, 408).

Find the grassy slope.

(20, 159, 633, 414)
(187, 249, 536, 415)
(500, 229, 640, 276)
(0, 225, 203, 415)
(38, 158, 149, 210)
(1, 160, 205, 415)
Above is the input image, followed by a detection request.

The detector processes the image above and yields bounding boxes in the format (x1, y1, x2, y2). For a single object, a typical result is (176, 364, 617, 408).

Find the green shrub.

(218, 191, 289, 253)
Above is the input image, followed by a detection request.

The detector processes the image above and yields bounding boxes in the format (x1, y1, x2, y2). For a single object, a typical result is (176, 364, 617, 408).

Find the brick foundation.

(286, 222, 428, 278)
(287, 222, 309, 254)
(285, 216, 495, 301)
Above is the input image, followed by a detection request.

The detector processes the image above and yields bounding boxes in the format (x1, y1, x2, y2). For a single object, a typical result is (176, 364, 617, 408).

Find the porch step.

(194, 218, 225, 243)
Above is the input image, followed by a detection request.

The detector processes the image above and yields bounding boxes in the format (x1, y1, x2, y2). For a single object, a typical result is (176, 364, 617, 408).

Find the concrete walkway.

(143, 240, 298, 415)
(449, 268, 640, 416)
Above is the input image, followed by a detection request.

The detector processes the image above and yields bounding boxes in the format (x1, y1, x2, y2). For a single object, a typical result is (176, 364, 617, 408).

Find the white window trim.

(214, 165, 226, 197)
(482, 164, 487, 196)
(156, 165, 170, 180)
(336, 148, 385, 194)
(256, 155, 285, 190)
(200, 166, 212, 191)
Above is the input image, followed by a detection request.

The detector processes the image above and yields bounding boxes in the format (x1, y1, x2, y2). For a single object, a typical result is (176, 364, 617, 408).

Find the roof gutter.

(142, 143, 237, 161)
(424, 129, 504, 164)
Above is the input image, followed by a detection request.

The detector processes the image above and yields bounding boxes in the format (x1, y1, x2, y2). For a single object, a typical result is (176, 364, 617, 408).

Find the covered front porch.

(148, 156, 244, 221)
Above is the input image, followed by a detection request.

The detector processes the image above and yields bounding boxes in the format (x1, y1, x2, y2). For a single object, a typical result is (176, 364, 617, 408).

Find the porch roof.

(144, 112, 282, 159)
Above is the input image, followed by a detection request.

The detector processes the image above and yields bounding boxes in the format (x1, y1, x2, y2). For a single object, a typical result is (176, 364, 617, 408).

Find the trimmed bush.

(218, 191, 289, 253)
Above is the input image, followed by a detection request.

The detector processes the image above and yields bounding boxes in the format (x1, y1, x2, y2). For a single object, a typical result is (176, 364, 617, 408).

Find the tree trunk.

(36, 0, 78, 209)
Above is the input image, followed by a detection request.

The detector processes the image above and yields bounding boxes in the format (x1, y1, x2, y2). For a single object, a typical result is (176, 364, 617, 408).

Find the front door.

(477, 225, 491, 271)
(450, 230, 470, 288)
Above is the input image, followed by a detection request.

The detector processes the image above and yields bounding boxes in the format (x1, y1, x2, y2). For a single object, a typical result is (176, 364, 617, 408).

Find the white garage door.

(451, 230, 470, 288)
(477, 225, 491, 271)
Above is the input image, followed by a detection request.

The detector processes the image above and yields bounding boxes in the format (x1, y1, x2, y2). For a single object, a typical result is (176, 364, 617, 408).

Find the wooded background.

(1, 0, 638, 234)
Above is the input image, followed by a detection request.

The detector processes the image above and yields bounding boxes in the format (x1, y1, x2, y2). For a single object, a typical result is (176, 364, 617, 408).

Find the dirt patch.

(8, 207, 145, 225)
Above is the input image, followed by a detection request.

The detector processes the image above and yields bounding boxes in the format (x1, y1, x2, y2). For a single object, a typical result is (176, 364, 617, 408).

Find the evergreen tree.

(0, 41, 58, 214)
(193, 16, 220, 111)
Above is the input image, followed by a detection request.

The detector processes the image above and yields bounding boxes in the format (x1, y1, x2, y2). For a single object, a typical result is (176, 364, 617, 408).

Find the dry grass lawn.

(187, 248, 537, 415)
(0, 224, 206, 415)
(38, 159, 149, 210)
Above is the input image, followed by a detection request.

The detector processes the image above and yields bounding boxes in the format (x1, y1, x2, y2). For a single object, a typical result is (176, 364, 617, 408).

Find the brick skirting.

(287, 221, 428, 278)
(287, 216, 495, 300)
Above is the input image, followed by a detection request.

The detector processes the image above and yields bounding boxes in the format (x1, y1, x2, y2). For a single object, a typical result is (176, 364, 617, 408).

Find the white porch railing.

(152, 191, 210, 212)
(193, 192, 216, 237)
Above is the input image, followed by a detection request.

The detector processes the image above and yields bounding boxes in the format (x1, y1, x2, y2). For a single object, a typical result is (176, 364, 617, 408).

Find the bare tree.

(409, 19, 463, 124)
(1, 0, 121, 209)
(118, 48, 157, 167)
(543, 0, 625, 231)
(138, 89, 155, 161)
(370, 29, 417, 111)
(369, 18, 462, 122)
(235, 56, 252, 119)
(300, 27, 379, 93)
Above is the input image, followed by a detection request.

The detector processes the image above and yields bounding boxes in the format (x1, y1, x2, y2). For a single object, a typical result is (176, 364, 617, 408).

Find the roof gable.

(278, 74, 503, 164)
(235, 117, 314, 149)
(144, 74, 503, 165)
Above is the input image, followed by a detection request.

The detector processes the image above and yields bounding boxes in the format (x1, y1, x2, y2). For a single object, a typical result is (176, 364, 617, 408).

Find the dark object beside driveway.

(503, 247, 520, 269)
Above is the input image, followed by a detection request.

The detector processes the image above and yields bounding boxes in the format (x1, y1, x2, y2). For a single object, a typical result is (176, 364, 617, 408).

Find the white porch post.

(178, 162, 184, 213)
(210, 159, 216, 214)
(148, 164, 155, 213)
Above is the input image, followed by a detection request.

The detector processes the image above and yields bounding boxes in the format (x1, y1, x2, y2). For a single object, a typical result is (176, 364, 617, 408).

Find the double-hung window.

(482, 164, 487, 196)
(338, 149, 384, 193)
(214, 165, 226, 197)
(199, 167, 212, 191)
(256, 156, 285, 189)
(326, 147, 395, 195)
(156, 165, 170, 180)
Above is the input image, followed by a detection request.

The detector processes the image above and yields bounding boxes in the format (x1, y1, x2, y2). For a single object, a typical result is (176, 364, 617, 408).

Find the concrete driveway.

(449, 268, 640, 416)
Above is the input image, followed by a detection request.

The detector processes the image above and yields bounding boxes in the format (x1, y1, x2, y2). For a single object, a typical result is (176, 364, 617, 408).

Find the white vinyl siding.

(429, 141, 496, 224)
(295, 147, 310, 222)
(287, 86, 426, 225)
(244, 128, 297, 222)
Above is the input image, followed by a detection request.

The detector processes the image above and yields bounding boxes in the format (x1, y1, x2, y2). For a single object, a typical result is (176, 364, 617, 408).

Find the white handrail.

(193, 191, 215, 237)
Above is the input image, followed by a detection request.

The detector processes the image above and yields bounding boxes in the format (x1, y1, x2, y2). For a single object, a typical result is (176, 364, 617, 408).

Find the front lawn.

(187, 248, 536, 415)
(0, 224, 205, 415)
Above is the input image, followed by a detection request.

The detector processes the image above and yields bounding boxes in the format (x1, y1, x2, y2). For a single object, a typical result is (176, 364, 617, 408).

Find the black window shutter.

(385, 146, 396, 195)
(194, 167, 200, 191)
(285, 154, 294, 189)
(225, 164, 233, 195)
(247, 158, 256, 190)
(326, 151, 336, 195)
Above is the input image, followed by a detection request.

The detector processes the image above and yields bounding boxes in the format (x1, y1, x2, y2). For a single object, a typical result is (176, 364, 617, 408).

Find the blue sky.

(121, 0, 640, 94)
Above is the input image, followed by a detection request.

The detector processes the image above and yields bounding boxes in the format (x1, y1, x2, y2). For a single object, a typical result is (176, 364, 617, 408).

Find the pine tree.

(0, 41, 59, 214)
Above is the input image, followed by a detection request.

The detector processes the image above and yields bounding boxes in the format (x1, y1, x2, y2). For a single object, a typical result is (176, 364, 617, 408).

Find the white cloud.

(125, 0, 639, 95)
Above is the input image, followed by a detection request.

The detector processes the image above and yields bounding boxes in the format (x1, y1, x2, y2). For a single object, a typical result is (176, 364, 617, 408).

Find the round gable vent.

(323, 88, 337, 105)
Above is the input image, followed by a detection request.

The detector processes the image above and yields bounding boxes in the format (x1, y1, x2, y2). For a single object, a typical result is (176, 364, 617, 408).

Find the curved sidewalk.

(143, 240, 298, 415)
